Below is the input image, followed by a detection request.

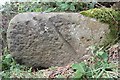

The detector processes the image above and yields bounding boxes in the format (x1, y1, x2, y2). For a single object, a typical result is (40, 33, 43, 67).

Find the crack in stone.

(49, 17, 77, 55)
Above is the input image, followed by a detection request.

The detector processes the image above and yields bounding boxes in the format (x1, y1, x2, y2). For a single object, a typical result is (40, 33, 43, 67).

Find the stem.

(106, 71, 111, 78)
(85, 67, 103, 74)
(96, 69, 105, 78)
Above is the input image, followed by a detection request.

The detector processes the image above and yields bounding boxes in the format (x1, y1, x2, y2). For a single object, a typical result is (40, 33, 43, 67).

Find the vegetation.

(1, 48, 45, 78)
(1, 45, 119, 79)
(71, 46, 118, 79)
(0, 1, 119, 79)
(1, 2, 96, 13)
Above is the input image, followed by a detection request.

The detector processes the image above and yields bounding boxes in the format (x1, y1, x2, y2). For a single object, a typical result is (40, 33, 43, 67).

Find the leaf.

(88, 3, 95, 9)
(96, 51, 108, 61)
(101, 52, 108, 62)
(5, 54, 12, 59)
(74, 70, 83, 78)
(70, 4, 75, 11)
(60, 3, 69, 11)
(73, 62, 85, 72)
(44, 8, 56, 12)
(72, 62, 86, 79)
(72, 63, 80, 70)
(35, 8, 41, 12)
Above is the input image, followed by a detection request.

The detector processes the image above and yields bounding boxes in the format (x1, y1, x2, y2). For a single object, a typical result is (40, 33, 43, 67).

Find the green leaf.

(72, 62, 85, 72)
(74, 70, 83, 78)
(60, 3, 69, 11)
(96, 51, 108, 61)
(72, 62, 86, 79)
(5, 54, 12, 59)
(88, 3, 95, 9)
(101, 53, 108, 62)
(72, 63, 80, 70)
(70, 4, 75, 11)
(35, 8, 41, 12)
(44, 8, 56, 12)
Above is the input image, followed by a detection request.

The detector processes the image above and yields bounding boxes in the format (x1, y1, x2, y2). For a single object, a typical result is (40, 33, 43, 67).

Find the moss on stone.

(80, 8, 120, 25)
(80, 8, 120, 47)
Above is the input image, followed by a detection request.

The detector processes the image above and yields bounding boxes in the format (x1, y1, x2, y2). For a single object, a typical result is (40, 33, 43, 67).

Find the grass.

(1, 45, 119, 79)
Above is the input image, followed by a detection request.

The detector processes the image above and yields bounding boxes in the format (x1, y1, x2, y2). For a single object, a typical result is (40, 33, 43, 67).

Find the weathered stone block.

(7, 13, 109, 68)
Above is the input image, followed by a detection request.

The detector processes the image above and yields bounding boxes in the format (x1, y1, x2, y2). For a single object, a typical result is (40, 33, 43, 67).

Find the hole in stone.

(81, 37, 84, 39)
(17, 22, 20, 24)
(100, 37, 103, 39)
(25, 21, 30, 25)
(33, 16, 37, 20)
(33, 66, 48, 71)
(87, 39, 91, 42)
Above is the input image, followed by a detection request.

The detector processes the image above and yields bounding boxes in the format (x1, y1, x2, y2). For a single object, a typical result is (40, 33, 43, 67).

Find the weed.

(71, 46, 119, 79)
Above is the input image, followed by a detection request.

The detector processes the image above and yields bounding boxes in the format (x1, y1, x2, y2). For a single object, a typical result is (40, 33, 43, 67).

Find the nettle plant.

(71, 46, 118, 79)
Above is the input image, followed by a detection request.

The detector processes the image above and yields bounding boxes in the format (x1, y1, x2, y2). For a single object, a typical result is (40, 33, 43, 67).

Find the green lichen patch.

(80, 8, 120, 48)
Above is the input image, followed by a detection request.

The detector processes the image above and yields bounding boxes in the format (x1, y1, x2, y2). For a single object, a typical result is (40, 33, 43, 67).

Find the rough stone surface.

(0, 12, 17, 50)
(0, 33, 2, 71)
(7, 13, 109, 68)
(0, 34, 2, 56)
(0, 13, 2, 71)
(0, 13, 3, 56)
(112, 2, 120, 10)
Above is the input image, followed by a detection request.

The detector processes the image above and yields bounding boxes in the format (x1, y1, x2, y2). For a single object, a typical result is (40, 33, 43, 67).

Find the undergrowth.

(1, 45, 119, 79)
(1, 48, 45, 78)
(71, 46, 119, 79)
(1, 2, 96, 13)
